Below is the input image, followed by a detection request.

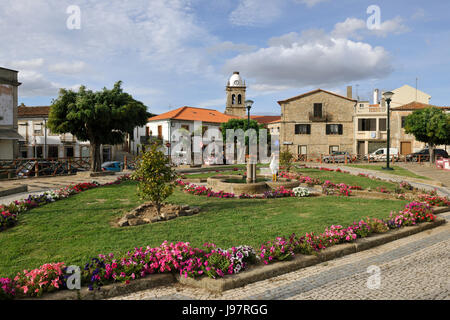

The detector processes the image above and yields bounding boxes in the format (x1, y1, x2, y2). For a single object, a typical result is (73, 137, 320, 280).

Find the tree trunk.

(429, 144, 435, 165)
(90, 143, 102, 172)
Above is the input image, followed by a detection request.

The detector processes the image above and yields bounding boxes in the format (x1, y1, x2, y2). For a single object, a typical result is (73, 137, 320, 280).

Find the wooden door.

(400, 142, 411, 155)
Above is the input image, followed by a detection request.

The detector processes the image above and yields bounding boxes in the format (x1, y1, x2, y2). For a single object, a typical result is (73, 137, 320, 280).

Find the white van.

(369, 148, 399, 161)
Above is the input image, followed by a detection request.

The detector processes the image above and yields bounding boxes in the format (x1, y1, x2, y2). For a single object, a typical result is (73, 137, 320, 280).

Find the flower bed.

(0, 175, 131, 233)
(0, 199, 443, 300)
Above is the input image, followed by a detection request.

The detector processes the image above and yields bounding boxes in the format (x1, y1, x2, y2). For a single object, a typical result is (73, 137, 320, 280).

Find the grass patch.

(344, 165, 430, 180)
(293, 168, 398, 191)
(0, 180, 408, 278)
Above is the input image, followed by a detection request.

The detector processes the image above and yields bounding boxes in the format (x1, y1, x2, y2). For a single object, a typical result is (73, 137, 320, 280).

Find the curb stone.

(0, 185, 27, 197)
(30, 274, 175, 300)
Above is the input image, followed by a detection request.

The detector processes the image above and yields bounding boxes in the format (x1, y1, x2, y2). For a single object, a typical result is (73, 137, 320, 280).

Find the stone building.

(0, 67, 23, 160)
(278, 88, 357, 158)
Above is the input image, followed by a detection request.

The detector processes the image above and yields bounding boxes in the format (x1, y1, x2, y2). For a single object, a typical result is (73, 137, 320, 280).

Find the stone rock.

(118, 219, 129, 227)
(128, 218, 146, 226)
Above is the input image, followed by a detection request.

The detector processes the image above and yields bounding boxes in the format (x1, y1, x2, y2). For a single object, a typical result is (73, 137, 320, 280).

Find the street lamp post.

(245, 100, 254, 183)
(382, 91, 394, 171)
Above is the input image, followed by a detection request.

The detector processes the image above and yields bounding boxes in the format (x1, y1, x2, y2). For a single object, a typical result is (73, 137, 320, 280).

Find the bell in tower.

(225, 71, 246, 118)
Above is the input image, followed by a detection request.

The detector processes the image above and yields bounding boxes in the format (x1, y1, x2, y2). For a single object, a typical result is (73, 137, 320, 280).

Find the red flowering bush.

(14, 263, 67, 297)
(0, 278, 15, 299)
(417, 194, 450, 207)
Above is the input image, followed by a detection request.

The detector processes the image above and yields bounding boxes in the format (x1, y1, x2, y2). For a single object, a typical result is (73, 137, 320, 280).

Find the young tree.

(47, 81, 149, 171)
(132, 142, 177, 215)
(404, 107, 450, 163)
(279, 148, 295, 172)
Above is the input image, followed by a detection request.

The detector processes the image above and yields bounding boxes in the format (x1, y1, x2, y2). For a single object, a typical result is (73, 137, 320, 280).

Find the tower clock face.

(234, 80, 240, 85)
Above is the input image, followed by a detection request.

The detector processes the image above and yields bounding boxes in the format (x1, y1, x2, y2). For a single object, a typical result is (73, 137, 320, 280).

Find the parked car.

(17, 160, 78, 178)
(322, 151, 352, 163)
(406, 148, 449, 162)
(366, 148, 399, 162)
(101, 161, 124, 172)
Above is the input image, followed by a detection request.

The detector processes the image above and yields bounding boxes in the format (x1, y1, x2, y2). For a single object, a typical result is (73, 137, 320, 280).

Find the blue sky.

(1, 0, 449, 116)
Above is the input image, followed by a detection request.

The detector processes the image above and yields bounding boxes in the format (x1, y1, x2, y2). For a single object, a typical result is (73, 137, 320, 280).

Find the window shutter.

(307, 124, 311, 134)
(326, 124, 330, 135)
(338, 124, 343, 135)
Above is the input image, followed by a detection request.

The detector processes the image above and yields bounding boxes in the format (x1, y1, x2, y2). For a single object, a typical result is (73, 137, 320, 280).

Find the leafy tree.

(132, 142, 177, 215)
(48, 81, 149, 171)
(220, 118, 267, 145)
(279, 149, 295, 172)
(404, 107, 450, 163)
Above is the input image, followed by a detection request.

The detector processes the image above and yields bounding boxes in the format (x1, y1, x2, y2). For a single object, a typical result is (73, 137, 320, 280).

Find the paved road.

(112, 211, 450, 300)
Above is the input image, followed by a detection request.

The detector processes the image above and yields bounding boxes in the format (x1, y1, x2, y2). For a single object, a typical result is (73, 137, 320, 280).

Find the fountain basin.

(206, 175, 300, 195)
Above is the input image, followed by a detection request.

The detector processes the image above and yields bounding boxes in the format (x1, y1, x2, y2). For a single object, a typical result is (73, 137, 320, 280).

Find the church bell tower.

(224, 71, 246, 118)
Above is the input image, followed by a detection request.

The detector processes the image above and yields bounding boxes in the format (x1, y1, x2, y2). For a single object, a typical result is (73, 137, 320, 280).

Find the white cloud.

(294, 0, 329, 8)
(224, 29, 393, 91)
(207, 41, 257, 55)
(229, 0, 283, 26)
(18, 71, 60, 97)
(331, 17, 409, 39)
(48, 61, 87, 74)
(9, 58, 45, 70)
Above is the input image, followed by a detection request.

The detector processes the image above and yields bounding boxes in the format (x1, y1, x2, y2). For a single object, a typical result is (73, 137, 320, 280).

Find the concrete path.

(396, 162, 450, 187)
(0, 173, 126, 205)
(112, 212, 450, 300)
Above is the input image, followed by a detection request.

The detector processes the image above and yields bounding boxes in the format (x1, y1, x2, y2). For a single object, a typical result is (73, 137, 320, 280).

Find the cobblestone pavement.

(112, 212, 450, 300)
(0, 173, 126, 205)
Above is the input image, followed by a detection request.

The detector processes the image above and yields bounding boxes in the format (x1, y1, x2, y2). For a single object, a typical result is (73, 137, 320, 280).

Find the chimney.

(346, 86, 352, 99)
(373, 89, 380, 105)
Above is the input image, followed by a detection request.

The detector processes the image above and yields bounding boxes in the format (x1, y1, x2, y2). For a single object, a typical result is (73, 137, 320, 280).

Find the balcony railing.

(357, 106, 387, 114)
(308, 112, 332, 122)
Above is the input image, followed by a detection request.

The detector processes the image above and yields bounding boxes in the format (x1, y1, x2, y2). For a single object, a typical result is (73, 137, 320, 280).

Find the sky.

(1, 0, 449, 116)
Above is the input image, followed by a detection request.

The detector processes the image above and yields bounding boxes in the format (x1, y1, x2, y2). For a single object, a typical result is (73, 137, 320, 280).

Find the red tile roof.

(18, 105, 50, 117)
(277, 88, 357, 105)
(392, 101, 450, 111)
(250, 115, 281, 124)
(148, 106, 238, 123)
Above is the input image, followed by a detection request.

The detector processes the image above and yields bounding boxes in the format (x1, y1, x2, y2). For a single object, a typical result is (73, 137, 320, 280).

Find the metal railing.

(0, 157, 91, 180)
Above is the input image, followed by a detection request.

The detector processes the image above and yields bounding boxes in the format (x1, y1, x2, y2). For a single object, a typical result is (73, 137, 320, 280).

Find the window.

(401, 116, 407, 128)
(329, 145, 339, 154)
(181, 124, 190, 131)
(232, 94, 236, 105)
(202, 126, 208, 136)
(295, 124, 311, 134)
(358, 118, 377, 131)
(379, 118, 387, 131)
(35, 146, 43, 158)
(48, 146, 59, 158)
(157, 125, 163, 138)
(66, 147, 74, 158)
(145, 126, 150, 137)
(238, 94, 242, 104)
(299, 145, 307, 155)
(313, 103, 322, 118)
(326, 124, 343, 135)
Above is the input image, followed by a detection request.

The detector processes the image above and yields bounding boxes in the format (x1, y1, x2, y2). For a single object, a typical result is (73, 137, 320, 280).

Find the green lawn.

(293, 168, 399, 191)
(0, 180, 408, 278)
(344, 165, 430, 180)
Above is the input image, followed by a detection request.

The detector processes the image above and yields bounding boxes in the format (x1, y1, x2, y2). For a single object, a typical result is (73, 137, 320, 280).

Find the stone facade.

(224, 72, 246, 118)
(278, 89, 357, 158)
(0, 67, 22, 160)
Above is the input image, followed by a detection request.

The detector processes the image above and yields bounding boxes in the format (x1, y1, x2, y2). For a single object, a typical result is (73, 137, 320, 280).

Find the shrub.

(0, 278, 15, 299)
(133, 143, 177, 215)
(279, 149, 295, 172)
(365, 217, 389, 233)
(14, 263, 67, 297)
